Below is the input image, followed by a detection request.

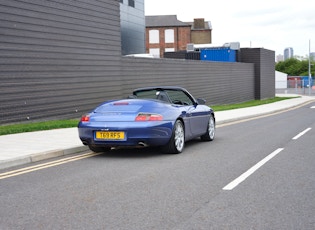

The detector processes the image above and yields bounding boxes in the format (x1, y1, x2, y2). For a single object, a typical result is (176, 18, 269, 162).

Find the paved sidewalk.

(215, 94, 314, 123)
(1, 94, 314, 170)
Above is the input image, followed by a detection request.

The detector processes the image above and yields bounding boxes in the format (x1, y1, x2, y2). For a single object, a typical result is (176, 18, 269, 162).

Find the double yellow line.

(0, 152, 100, 180)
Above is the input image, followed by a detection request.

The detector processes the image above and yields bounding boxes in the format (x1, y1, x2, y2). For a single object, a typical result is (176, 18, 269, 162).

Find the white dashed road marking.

(223, 148, 284, 190)
(223, 126, 313, 191)
(292, 128, 312, 140)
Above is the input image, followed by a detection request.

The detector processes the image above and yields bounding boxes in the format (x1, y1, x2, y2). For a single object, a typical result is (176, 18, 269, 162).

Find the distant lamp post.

(309, 40, 312, 95)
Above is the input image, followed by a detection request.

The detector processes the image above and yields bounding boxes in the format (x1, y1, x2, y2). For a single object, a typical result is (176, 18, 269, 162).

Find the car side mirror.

(196, 98, 206, 105)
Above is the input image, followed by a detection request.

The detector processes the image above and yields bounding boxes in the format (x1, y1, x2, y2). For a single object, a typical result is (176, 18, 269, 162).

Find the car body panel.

(78, 86, 215, 151)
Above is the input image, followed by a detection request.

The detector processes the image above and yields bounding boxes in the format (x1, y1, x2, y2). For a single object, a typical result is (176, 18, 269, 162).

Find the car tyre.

(88, 145, 111, 153)
(201, 114, 215, 141)
(162, 120, 185, 154)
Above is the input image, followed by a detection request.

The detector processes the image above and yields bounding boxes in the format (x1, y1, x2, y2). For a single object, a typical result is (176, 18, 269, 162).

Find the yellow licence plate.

(96, 131, 125, 140)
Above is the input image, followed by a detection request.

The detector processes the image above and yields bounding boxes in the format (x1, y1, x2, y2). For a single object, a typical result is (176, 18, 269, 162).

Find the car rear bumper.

(78, 121, 173, 147)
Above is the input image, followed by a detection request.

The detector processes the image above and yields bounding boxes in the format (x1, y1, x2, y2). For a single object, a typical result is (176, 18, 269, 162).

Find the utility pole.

(309, 40, 311, 96)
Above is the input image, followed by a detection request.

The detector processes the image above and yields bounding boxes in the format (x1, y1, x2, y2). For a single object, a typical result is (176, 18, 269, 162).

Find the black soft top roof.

(133, 86, 187, 93)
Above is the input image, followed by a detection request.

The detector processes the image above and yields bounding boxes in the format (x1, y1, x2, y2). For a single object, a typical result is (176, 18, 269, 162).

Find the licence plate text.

(96, 131, 125, 140)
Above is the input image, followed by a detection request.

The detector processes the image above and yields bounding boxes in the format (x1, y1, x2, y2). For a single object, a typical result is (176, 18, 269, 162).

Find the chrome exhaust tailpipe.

(82, 141, 88, 146)
(138, 142, 148, 147)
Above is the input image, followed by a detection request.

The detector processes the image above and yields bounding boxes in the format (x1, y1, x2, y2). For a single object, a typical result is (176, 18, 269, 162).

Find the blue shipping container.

(200, 48, 236, 62)
(301, 76, 313, 87)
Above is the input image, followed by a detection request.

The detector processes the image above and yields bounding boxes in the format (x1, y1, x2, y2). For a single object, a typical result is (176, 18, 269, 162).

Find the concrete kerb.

(216, 98, 315, 125)
(0, 145, 88, 170)
(0, 156, 31, 170)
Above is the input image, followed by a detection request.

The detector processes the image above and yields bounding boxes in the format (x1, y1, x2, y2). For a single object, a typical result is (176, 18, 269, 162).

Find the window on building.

(165, 48, 175, 52)
(165, 29, 175, 43)
(149, 30, 159, 44)
(120, 0, 123, 3)
(128, 0, 135, 7)
(149, 48, 160, 58)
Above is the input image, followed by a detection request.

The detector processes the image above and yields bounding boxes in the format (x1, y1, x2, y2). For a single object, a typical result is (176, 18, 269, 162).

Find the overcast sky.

(144, 0, 315, 57)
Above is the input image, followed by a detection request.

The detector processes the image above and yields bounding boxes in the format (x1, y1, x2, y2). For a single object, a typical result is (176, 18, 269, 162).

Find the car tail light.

(80, 115, 90, 122)
(135, 113, 163, 121)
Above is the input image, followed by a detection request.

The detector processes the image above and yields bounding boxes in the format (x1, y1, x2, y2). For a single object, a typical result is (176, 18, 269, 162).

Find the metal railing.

(276, 80, 315, 96)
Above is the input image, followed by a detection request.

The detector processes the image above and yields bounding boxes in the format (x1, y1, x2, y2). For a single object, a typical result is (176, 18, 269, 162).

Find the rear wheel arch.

(177, 117, 185, 128)
(162, 119, 185, 154)
(201, 114, 215, 141)
(211, 112, 215, 122)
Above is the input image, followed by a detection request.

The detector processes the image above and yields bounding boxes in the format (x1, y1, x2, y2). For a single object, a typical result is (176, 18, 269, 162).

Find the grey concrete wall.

(0, 0, 273, 125)
(120, 57, 255, 105)
(240, 48, 275, 99)
(0, 0, 122, 124)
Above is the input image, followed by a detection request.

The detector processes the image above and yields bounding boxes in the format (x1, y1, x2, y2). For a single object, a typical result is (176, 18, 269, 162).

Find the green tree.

(276, 58, 314, 76)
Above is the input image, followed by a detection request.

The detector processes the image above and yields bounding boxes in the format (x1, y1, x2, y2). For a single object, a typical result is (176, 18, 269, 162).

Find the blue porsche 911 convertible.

(78, 86, 215, 154)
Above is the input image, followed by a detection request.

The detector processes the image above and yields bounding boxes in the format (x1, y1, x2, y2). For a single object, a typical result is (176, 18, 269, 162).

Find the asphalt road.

(1, 102, 315, 230)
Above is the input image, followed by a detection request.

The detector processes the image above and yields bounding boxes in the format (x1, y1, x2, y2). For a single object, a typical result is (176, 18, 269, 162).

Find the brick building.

(188, 18, 212, 44)
(145, 15, 212, 58)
